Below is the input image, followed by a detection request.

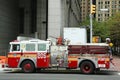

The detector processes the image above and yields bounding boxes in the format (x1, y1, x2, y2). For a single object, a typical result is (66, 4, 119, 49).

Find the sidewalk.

(110, 55, 120, 71)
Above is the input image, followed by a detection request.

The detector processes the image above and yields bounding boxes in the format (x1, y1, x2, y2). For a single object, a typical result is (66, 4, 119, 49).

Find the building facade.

(0, 0, 19, 55)
(48, 0, 81, 38)
(0, 0, 81, 55)
(80, 0, 120, 22)
(96, 0, 120, 22)
(80, 0, 90, 22)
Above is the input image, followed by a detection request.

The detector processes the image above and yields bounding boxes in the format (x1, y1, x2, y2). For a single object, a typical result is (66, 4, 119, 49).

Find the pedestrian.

(106, 38, 113, 60)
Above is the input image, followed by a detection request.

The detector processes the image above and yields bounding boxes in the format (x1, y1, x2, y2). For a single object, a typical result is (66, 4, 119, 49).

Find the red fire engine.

(7, 38, 113, 74)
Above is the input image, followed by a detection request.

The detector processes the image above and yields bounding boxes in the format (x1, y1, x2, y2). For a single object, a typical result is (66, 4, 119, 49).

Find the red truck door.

(37, 43, 50, 68)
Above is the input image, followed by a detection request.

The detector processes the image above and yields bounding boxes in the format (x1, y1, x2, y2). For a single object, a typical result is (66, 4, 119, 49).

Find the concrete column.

(48, 0, 62, 38)
(37, 0, 47, 40)
(19, 0, 31, 36)
(0, 0, 19, 55)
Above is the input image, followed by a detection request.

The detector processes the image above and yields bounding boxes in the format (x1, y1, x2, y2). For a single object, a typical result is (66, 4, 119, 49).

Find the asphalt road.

(0, 70, 120, 80)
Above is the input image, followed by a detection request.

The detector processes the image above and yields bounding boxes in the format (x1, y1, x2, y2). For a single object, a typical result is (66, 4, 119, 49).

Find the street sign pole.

(90, 13, 93, 43)
(90, 0, 93, 43)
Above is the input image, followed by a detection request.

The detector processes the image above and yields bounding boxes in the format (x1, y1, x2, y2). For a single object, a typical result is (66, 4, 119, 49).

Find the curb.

(0, 68, 21, 72)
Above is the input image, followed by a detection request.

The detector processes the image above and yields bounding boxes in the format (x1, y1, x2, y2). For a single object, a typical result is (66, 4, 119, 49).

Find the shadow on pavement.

(6, 70, 118, 75)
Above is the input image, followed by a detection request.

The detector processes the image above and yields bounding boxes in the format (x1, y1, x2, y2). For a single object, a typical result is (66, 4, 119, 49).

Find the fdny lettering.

(38, 53, 46, 59)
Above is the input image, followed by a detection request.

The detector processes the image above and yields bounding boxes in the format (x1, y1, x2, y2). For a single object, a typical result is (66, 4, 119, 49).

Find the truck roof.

(69, 43, 108, 46)
(10, 39, 50, 44)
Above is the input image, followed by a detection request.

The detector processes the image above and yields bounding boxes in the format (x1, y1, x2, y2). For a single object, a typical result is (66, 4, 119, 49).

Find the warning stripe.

(8, 54, 21, 57)
(22, 54, 37, 58)
(68, 58, 78, 61)
(8, 53, 37, 58)
(68, 55, 79, 60)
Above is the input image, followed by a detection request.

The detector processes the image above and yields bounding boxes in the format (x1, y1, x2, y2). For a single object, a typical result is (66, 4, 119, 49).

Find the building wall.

(96, 0, 120, 22)
(19, 0, 81, 39)
(0, 0, 19, 55)
(67, 0, 81, 27)
(48, 0, 62, 38)
(19, 0, 47, 40)
(48, 0, 81, 38)
(19, 0, 34, 36)
(80, 0, 90, 22)
(80, 0, 120, 22)
(19, 0, 31, 35)
(37, 0, 47, 39)
(0, 0, 81, 55)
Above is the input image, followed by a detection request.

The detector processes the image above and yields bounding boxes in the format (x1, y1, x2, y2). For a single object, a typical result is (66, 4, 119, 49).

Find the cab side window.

(38, 44, 46, 51)
(26, 44, 35, 51)
(12, 44, 20, 51)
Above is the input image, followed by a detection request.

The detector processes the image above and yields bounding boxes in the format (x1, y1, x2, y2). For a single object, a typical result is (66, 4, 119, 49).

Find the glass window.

(105, 5, 107, 8)
(98, 18, 100, 21)
(12, 44, 20, 51)
(105, 14, 106, 16)
(26, 44, 35, 51)
(105, 1, 107, 4)
(98, 2, 100, 4)
(98, 14, 100, 17)
(38, 44, 46, 51)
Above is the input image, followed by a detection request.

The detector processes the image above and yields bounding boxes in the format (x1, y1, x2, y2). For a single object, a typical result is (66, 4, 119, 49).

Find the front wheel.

(80, 61, 95, 74)
(21, 60, 35, 73)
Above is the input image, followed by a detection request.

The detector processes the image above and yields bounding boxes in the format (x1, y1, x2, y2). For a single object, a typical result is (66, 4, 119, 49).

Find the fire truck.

(7, 37, 113, 74)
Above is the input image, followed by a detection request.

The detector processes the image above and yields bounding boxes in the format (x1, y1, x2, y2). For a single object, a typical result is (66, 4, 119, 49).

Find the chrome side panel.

(50, 46, 68, 67)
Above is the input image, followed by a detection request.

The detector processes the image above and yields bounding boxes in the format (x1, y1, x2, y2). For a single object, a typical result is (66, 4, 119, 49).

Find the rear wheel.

(80, 61, 95, 74)
(21, 60, 35, 73)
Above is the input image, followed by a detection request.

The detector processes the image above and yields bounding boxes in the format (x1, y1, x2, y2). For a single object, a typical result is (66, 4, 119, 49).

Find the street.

(0, 0, 120, 80)
(0, 70, 120, 80)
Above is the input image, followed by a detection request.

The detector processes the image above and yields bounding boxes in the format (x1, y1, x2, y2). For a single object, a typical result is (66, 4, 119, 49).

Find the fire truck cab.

(7, 38, 112, 74)
(8, 39, 50, 72)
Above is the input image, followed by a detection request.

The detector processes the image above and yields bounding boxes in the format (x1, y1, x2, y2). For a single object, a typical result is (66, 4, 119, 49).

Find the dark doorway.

(19, 8, 24, 34)
(30, 0, 37, 34)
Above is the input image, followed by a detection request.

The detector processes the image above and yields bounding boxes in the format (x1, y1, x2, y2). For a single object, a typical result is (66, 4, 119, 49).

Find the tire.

(80, 61, 95, 74)
(21, 60, 35, 73)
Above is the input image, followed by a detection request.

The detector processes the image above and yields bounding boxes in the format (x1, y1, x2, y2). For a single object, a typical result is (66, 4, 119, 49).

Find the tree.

(93, 20, 110, 41)
(80, 12, 120, 42)
(106, 12, 120, 54)
(80, 17, 110, 42)
(106, 12, 120, 41)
